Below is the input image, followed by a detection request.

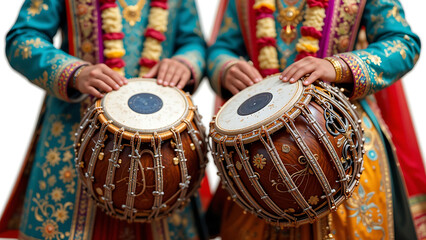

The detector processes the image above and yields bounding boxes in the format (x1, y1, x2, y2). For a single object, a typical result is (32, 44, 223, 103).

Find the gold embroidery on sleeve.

(386, 5, 408, 26)
(14, 38, 49, 59)
(382, 40, 408, 59)
(219, 17, 238, 35)
(27, 0, 49, 16)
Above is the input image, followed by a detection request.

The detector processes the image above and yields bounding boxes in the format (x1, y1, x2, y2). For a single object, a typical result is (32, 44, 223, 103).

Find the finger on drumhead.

(290, 68, 311, 84)
(104, 67, 125, 86)
(228, 84, 239, 95)
(157, 64, 171, 85)
(233, 79, 248, 91)
(302, 72, 317, 85)
(176, 71, 191, 89)
(239, 62, 259, 83)
(93, 79, 114, 92)
(143, 64, 159, 78)
(252, 68, 263, 83)
(88, 86, 103, 98)
(280, 60, 303, 81)
(169, 71, 182, 87)
(176, 78, 188, 89)
(233, 69, 254, 87)
(163, 71, 176, 86)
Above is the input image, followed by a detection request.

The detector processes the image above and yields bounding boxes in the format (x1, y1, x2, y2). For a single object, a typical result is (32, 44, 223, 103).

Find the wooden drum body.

(209, 75, 364, 227)
(74, 78, 207, 222)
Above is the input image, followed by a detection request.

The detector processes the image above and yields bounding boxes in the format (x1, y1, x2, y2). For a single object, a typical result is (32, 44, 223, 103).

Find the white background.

(0, 1, 425, 239)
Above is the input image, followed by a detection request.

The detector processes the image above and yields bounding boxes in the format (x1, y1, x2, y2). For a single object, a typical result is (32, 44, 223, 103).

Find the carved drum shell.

(209, 78, 364, 227)
(74, 79, 207, 222)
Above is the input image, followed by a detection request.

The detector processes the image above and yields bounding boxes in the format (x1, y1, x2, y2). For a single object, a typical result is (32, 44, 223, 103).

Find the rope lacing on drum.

(75, 108, 103, 189)
(182, 119, 207, 168)
(311, 86, 365, 198)
(216, 135, 255, 213)
(122, 132, 142, 221)
(102, 127, 125, 215)
(85, 120, 112, 203)
(280, 113, 337, 213)
(235, 130, 296, 224)
(146, 132, 165, 220)
(295, 102, 349, 195)
(168, 128, 191, 212)
(230, 135, 290, 222)
(256, 127, 304, 224)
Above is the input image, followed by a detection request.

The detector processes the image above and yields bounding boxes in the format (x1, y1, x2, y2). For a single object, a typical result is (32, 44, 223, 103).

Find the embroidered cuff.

(337, 53, 372, 100)
(56, 61, 89, 102)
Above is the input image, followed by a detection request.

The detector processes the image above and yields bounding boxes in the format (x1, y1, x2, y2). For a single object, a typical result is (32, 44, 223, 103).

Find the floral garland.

(253, 0, 280, 77)
(99, 0, 169, 77)
(253, 0, 328, 77)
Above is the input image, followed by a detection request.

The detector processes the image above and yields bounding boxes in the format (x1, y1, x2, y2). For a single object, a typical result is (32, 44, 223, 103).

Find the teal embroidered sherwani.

(2, 0, 206, 239)
(207, 0, 421, 239)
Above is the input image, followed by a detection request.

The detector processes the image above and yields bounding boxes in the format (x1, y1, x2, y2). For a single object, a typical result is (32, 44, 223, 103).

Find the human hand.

(143, 58, 191, 89)
(74, 64, 127, 98)
(223, 60, 263, 95)
(280, 56, 351, 85)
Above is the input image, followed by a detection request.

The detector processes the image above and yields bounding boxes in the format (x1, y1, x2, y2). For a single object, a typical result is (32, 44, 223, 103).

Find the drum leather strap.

(102, 128, 125, 215)
(169, 128, 191, 214)
(296, 103, 349, 195)
(257, 128, 314, 223)
(79, 109, 104, 196)
(123, 132, 142, 221)
(235, 133, 296, 223)
(214, 137, 256, 214)
(150, 133, 165, 219)
(282, 115, 337, 211)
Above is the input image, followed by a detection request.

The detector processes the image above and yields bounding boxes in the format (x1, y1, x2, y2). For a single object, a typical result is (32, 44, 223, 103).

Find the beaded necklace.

(99, 0, 169, 77)
(253, 0, 329, 77)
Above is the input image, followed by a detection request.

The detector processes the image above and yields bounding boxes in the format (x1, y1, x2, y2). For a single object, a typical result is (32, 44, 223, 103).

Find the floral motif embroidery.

(367, 54, 382, 65)
(59, 166, 76, 184)
(37, 219, 60, 240)
(46, 148, 61, 167)
(382, 40, 408, 59)
(219, 16, 238, 35)
(332, 0, 360, 53)
(346, 184, 385, 236)
(253, 153, 267, 169)
(74, 0, 98, 63)
(386, 5, 408, 26)
(14, 38, 49, 59)
(27, 0, 48, 16)
(25, 112, 79, 238)
(32, 71, 49, 89)
(51, 187, 65, 202)
(368, 14, 383, 37)
(32, 193, 72, 239)
(51, 121, 64, 137)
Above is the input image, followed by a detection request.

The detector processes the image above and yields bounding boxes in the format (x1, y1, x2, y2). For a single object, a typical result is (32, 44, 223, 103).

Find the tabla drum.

(74, 78, 208, 222)
(209, 75, 365, 227)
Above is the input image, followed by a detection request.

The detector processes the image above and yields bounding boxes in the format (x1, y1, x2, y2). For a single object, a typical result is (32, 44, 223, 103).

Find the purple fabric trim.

(70, 184, 94, 240)
(58, 61, 86, 101)
(96, 1, 105, 63)
(318, 0, 335, 58)
(348, 0, 367, 51)
(338, 53, 369, 100)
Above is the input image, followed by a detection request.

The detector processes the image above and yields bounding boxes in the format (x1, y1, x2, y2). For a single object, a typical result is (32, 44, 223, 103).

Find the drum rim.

(210, 81, 313, 145)
(96, 78, 195, 142)
(214, 75, 305, 135)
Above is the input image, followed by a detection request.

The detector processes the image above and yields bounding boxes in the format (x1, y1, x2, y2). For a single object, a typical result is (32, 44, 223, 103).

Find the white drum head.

(215, 75, 304, 135)
(101, 78, 189, 133)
